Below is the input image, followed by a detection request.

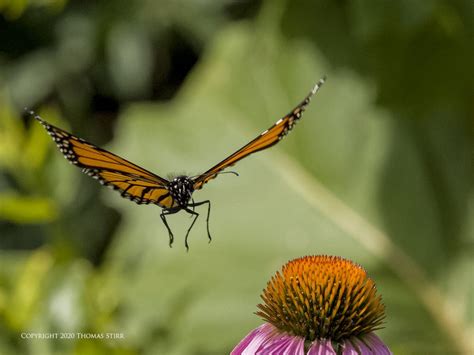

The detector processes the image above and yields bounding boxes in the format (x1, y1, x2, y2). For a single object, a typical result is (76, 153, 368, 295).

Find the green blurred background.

(0, 0, 472, 354)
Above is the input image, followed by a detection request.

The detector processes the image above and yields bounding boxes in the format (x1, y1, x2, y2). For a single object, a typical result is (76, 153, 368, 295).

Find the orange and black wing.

(33, 113, 176, 209)
(192, 77, 326, 190)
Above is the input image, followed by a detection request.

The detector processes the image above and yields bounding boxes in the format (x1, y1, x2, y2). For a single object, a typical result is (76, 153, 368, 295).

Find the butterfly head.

(168, 175, 194, 207)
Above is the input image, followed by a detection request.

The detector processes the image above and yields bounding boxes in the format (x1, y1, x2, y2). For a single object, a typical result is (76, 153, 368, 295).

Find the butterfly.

(31, 77, 325, 249)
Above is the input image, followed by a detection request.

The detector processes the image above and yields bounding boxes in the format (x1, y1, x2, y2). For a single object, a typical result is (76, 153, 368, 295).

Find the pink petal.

(345, 337, 371, 354)
(363, 333, 392, 355)
(307, 339, 337, 355)
(231, 324, 274, 355)
(284, 337, 305, 355)
(232, 323, 306, 355)
(340, 333, 392, 355)
(259, 335, 305, 355)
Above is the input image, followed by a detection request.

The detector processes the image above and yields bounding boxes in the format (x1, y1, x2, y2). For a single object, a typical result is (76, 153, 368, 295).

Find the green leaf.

(4, 250, 54, 331)
(0, 192, 58, 223)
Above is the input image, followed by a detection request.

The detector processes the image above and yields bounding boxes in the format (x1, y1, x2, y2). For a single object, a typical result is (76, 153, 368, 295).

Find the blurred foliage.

(0, 0, 65, 20)
(0, 0, 473, 354)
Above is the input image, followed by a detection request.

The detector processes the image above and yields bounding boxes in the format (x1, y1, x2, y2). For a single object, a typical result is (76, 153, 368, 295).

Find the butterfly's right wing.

(192, 78, 326, 190)
(33, 113, 177, 209)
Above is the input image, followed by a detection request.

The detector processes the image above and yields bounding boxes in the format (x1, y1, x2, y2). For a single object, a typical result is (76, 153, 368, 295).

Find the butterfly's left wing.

(33, 113, 176, 209)
(192, 77, 326, 190)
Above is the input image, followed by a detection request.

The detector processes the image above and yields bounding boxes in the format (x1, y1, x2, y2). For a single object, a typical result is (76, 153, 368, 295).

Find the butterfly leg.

(160, 207, 180, 247)
(183, 208, 200, 251)
(187, 200, 211, 243)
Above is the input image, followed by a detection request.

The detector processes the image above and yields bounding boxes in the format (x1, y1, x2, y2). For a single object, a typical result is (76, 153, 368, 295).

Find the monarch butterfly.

(31, 77, 325, 249)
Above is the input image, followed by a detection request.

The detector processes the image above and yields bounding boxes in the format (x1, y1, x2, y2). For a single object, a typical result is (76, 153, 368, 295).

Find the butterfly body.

(31, 77, 325, 249)
(168, 176, 194, 207)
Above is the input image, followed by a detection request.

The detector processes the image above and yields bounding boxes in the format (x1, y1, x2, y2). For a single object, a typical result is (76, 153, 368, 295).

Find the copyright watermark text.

(20, 332, 125, 340)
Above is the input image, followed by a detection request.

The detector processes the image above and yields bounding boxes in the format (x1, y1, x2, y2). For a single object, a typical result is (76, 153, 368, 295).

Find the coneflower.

(232, 255, 391, 354)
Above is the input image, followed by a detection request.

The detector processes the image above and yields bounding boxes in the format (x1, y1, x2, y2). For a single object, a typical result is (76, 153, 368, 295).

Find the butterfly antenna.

(190, 170, 239, 180)
(216, 170, 239, 177)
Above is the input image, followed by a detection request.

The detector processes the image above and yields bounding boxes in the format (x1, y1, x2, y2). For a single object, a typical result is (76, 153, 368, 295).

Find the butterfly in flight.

(31, 77, 325, 249)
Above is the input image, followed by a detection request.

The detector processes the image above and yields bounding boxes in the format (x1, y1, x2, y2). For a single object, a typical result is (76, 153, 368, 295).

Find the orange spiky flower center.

(256, 255, 385, 343)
